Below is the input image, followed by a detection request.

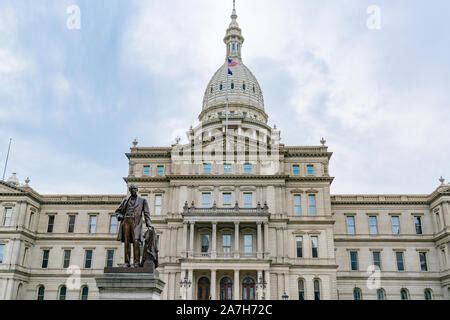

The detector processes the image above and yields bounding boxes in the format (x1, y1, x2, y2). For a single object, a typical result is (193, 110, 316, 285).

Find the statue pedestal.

(95, 267, 165, 300)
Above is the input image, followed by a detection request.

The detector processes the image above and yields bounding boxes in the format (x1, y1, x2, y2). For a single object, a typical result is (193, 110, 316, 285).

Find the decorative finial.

(132, 138, 138, 147)
(25, 177, 30, 185)
(273, 124, 277, 130)
(320, 137, 327, 146)
(175, 136, 181, 145)
(233, 0, 236, 11)
(439, 176, 445, 185)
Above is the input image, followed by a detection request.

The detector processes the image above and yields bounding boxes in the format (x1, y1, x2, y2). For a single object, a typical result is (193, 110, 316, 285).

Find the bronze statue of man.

(115, 184, 151, 267)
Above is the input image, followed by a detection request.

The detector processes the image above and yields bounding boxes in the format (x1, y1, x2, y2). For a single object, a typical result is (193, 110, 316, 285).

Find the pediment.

(0, 181, 24, 194)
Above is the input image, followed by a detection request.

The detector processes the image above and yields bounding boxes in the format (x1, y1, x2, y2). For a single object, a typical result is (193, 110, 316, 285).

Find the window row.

(345, 214, 426, 235)
(142, 165, 165, 176)
(199, 191, 258, 208)
(44, 214, 120, 234)
(292, 194, 317, 216)
(347, 250, 430, 272)
(352, 287, 433, 300)
(297, 278, 322, 300)
(37, 285, 89, 300)
(292, 164, 315, 176)
(40, 248, 116, 269)
(295, 235, 319, 258)
(210, 81, 258, 94)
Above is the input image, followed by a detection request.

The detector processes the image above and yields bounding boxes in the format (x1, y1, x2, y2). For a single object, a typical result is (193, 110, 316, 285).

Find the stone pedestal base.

(96, 267, 165, 300)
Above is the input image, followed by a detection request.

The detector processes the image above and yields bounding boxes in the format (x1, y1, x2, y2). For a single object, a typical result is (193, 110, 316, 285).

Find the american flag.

(228, 58, 238, 67)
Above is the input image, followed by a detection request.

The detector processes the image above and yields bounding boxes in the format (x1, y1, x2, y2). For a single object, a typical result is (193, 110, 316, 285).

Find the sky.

(0, 0, 449, 195)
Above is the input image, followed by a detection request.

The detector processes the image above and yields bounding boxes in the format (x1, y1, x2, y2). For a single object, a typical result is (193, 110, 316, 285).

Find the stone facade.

(0, 5, 449, 301)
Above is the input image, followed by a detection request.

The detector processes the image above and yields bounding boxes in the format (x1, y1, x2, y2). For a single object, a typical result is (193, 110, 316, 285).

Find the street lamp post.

(179, 277, 192, 300)
(282, 291, 289, 300)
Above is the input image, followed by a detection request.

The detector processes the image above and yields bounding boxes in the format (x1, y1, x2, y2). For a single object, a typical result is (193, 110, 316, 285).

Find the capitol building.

(0, 4, 449, 301)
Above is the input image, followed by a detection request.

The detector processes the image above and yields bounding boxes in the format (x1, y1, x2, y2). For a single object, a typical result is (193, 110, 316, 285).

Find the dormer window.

(210, 86, 213, 93)
(231, 82, 234, 89)
(252, 85, 255, 93)
(243, 82, 246, 90)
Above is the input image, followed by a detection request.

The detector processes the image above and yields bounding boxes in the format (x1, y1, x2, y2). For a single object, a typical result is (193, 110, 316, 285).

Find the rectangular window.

(222, 235, 231, 255)
(154, 195, 162, 215)
(143, 165, 151, 176)
(223, 193, 232, 207)
(3, 208, 13, 226)
(293, 195, 302, 216)
(224, 163, 232, 174)
(106, 250, 114, 268)
(68, 215, 76, 233)
(311, 236, 318, 258)
(369, 216, 378, 235)
(244, 235, 253, 255)
(202, 192, 212, 208)
(346, 216, 356, 235)
(396, 251, 405, 271)
(89, 215, 97, 234)
(42, 250, 49, 268)
(243, 193, 253, 208)
(372, 251, 381, 269)
(419, 252, 428, 271)
(308, 195, 317, 216)
(435, 213, 441, 231)
(307, 165, 315, 176)
(109, 215, 118, 234)
(157, 165, 164, 176)
(0, 244, 4, 264)
(47, 215, 55, 233)
(350, 251, 359, 270)
(391, 216, 400, 235)
(292, 165, 300, 176)
(63, 250, 71, 268)
(203, 163, 212, 174)
(201, 234, 210, 253)
(414, 216, 423, 235)
(22, 247, 28, 265)
(296, 236, 303, 258)
(243, 163, 253, 174)
(84, 250, 93, 269)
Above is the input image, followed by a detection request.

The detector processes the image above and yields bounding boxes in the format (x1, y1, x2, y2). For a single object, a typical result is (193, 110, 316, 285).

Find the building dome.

(201, 1, 264, 113)
(202, 61, 265, 111)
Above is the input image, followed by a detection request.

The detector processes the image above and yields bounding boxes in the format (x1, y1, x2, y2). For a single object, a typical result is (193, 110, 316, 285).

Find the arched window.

(16, 283, 23, 300)
(37, 285, 45, 300)
(59, 285, 67, 300)
(377, 288, 386, 300)
(252, 85, 255, 93)
(400, 288, 409, 300)
(81, 285, 89, 300)
(313, 279, 321, 301)
(220, 83, 223, 91)
(231, 82, 234, 90)
(242, 277, 255, 300)
(220, 277, 233, 300)
(424, 289, 433, 300)
(353, 287, 362, 300)
(197, 277, 210, 301)
(298, 279, 305, 300)
(243, 82, 246, 91)
(210, 86, 213, 94)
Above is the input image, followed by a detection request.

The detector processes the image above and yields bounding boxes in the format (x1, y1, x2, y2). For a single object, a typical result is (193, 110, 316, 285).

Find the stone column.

(211, 269, 217, 300)
(183, 222, 188, 258)
(234, 222, 240, 258)
(212, 222, 217, 258)
(264, 223, 269, 258)
(265, 270, 271, 300)
(284, 273, 290, 300)
(257, 222, 262, 259)
(234, 269, 240, 300)
(188, 269, 194, 300)
(189, 222, 195, 257)
(181, 269, 187, 300)
(257, 270, 263, 300)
